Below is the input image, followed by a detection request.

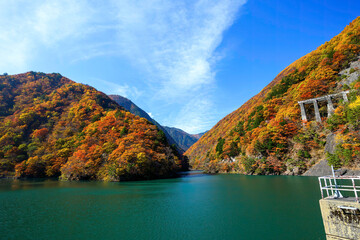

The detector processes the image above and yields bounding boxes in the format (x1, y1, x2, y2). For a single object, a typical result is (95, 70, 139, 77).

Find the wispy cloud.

(111, 0, 246, 132)
(0, 0, 92, 72)
(171, 95, 216, 134)
(112, 0, 245, 98)
(87, 78, 143, 100)
(113, 84, 143, 100)
(0, 0, 246, 133)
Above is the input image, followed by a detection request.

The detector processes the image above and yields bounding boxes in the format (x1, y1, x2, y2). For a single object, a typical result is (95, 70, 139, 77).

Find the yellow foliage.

(186, 17, 360, 173)
(348, 96, 360, 109)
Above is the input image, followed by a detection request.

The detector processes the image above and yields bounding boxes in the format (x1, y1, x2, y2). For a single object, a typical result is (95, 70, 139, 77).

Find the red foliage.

(186, 17, 360, 173)
(0, 72, 181, 180)
(32, 128, 49, 140)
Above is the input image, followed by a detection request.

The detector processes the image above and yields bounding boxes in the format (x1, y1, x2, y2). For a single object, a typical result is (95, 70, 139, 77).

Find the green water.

(0, 173, 325, 240)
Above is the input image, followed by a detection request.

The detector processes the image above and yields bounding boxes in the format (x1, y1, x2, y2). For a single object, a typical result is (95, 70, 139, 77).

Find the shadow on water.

(178, 170, 207, 178)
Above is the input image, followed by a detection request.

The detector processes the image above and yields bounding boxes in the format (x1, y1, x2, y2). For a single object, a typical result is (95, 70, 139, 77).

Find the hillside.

(186, 17, 360, 175)
(0, 72, 184, 180)
(163, 126, 203, 151)
(108, 95, 155, 123)
(109, 94, 203, 151)
(192, 131, 207, 139)
(108, 95, 183, 152)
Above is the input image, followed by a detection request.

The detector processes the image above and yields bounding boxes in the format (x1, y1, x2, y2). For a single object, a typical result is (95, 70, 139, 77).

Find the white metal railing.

(319, 175, 360, 203)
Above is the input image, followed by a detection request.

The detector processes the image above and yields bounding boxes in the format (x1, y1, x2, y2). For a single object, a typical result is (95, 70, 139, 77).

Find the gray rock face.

(303, 159, 360, 177)
(303, 57, 360, 177)
(339, 56, 360, 86)
(304, 133, 336, 176)
(340, 169, 360, 176)
(324, 133, 336, 154)
(303, 159, 333, 176)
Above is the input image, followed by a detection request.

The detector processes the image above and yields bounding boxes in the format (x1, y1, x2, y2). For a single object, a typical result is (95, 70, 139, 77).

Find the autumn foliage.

(0, 72, 184, 180)
(186, 17, 360, 175)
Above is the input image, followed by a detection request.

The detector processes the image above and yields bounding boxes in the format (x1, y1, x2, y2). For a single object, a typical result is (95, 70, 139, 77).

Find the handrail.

(319, 175, 360, 203)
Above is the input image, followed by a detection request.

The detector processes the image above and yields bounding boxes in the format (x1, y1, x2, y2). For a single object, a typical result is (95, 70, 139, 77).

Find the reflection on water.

(0, 174, 325, 240)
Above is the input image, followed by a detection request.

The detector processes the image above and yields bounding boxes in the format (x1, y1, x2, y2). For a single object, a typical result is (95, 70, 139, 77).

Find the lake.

(0, 173, 325, 240)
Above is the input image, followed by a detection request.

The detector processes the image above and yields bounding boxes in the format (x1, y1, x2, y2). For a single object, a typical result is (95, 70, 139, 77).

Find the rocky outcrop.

(339, 56, 360, 87)
(304, 132, 360, 176)
(303, 159, 333, 176)
(324, 133, 336, 154)
(303, 159, 360, 177)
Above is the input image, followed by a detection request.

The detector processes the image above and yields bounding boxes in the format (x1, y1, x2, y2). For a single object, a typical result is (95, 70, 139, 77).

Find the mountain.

(163, 127, 205, 151)
(0, 72, 184, 180)
(108, 95, 183, 152)
(192, 131, 207, 139)
(186, 17, 360, 175)
(109, 95, 204, 151)
(108, 95, 155, 123)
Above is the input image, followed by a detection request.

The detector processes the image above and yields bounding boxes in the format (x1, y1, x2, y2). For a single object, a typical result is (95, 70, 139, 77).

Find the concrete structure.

(298, 91, 350, 122)
(320, 199, 360, 240)
(319, 175, 360, 239)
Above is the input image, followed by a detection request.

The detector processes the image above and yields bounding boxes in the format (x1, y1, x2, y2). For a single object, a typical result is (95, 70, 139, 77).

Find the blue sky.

(1, 0, 359, 133)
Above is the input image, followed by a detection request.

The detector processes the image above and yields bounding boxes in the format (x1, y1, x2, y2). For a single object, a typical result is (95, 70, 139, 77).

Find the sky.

(0, 0, 359, 134)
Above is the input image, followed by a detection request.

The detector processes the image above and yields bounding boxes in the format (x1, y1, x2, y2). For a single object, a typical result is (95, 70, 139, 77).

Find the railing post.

(325, 177, 330, 197)
(298, 102, 307, 122)
(319, 176, 360, 202)
(329, 178, 334, 197)
(313, 100, 322, 122)
(352, 179, 358, 203)
(319, 178, 324, 199)
(326, 96, 335, 117)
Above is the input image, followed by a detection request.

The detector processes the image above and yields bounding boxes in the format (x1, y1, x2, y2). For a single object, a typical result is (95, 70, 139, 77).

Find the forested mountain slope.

(186, 17, 360, 175)
(0, 72, 184, 180)
(108, 95, 184, 152)
(192, 131, 207, 139)
(108, 95, 155, 123)
(109, 95, 203, 151)
(163, 126, 203, 151)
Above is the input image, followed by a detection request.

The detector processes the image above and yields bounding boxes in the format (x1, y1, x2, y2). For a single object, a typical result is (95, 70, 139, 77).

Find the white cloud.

(87, 78, 143, 100)
(111, 0, 246, 132)
(0, 0, 246, 133)
(171, 95, 216, 134)
(33, 1, 91, 45)
(0, 0, 93, 72)
(113, 84, 143, 100)
(112, 0, 245, 98)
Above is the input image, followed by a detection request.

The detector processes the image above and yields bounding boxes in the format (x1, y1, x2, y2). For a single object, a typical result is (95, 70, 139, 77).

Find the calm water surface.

(0, 173, 325, 240)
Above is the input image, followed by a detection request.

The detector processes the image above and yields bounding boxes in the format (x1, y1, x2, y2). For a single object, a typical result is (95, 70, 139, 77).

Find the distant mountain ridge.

(108, 95, 157, 125)
(108, 95, 205, 151)
(192, 131, 207, 139)
(108, 95, 181, 151)
(163, 127, 206, 152)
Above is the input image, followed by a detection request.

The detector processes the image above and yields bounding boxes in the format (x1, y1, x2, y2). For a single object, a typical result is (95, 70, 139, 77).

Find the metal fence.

(318, 175, 360, 203)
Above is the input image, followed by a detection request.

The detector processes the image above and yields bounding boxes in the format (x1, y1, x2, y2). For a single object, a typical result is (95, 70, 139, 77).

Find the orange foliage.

(32, 128, 49, 141)
(186, 17, 360, 174)
(0, 72, 183, 180)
